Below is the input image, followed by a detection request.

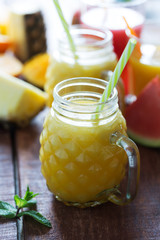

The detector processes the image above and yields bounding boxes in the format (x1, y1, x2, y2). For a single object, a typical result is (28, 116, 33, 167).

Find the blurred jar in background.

(145, 0, 160, 23)
(45, 25, 117, 107)
(72, 0, 147, 95)
(74, 0, 146, 58)
(127, 21, 160, 95)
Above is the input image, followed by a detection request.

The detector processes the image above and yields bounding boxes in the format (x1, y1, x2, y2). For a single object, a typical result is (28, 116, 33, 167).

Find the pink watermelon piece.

(125, 76, 160, 147)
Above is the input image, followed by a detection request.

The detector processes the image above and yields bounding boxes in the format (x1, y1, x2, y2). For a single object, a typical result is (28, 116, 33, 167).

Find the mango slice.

(22, 53, 49, 88)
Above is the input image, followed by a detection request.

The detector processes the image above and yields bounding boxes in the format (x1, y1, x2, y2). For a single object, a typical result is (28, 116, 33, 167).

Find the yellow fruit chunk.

(22, 53, 49, 88)
(0, 70, 47, 126)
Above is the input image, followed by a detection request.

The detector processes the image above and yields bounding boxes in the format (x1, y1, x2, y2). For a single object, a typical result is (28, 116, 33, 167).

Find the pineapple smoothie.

(45, 26, 117, 106)
(40, 106, 127, 204)
(40, 77, 141, 207)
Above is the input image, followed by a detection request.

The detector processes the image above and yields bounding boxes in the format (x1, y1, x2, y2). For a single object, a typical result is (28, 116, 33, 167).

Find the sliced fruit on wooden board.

(0, 70, 47, 126)
(125, 76, 160, 147)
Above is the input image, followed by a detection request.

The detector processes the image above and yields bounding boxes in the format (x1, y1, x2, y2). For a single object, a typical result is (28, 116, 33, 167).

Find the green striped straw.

(94, 38, 137, 119)
(53, 0, 78, 61)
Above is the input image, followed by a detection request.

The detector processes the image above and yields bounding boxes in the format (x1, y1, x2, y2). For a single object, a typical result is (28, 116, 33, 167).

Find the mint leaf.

(22, 199, 37, 208)
(0, 201, 17, 218)
(0, 209, 16, 218)
(0, 201, 17, 212)
(14, 195, 27, 208)
(24, 186, 39, 201)
(18, 210, 52, 228)
(0, 186, 52, 228)
(14, 195, 37, 209)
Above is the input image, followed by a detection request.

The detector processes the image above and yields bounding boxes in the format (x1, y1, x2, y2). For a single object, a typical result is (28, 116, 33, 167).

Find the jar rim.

(58, 25, 113, 49)
(53, 77, 117, 108)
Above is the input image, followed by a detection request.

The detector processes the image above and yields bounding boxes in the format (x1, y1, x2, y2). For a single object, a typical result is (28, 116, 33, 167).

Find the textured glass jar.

(40, 77, 140, 208)
(45, 25, 117, 106)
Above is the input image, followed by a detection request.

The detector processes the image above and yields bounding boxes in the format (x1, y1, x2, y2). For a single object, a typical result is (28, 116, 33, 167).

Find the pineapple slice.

(0, 70, 47, 126)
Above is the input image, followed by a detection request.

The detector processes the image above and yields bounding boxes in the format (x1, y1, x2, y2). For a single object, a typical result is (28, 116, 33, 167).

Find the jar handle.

(109, 131, 140, 205)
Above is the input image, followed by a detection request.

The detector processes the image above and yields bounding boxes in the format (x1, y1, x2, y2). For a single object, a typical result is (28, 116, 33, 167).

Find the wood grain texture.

(15, 109, 160, 240)
(0, 128, 17, 240)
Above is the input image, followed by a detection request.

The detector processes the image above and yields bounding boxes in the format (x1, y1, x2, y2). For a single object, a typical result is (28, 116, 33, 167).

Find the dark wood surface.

(0, 128, 17, 240)
(0, 109, 160, 240)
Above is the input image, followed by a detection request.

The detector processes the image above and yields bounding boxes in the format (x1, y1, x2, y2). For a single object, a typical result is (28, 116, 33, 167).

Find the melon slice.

(0, 70, 47, 126)
(125, 76, 160, 147)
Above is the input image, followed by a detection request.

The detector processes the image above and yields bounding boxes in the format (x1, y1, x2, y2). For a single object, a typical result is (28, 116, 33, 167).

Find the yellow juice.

(40, 107, 127, 204)
(45, 56, 117, 106)
(129, 44, 160, 95)
(45, 26, 117, 106)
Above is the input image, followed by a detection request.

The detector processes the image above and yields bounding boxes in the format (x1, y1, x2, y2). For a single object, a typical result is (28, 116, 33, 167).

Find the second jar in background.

(45, 25, 117, 106)
(128, 22, 160, 96)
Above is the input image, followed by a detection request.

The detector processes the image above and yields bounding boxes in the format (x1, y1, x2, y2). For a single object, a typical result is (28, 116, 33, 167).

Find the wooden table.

(0, 108, 160, 240)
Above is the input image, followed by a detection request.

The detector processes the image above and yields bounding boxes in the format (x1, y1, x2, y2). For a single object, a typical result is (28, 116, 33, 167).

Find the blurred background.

(43, 0, 160, 53)
(0, 0, 159, 54)
(42, 0, 160, 53)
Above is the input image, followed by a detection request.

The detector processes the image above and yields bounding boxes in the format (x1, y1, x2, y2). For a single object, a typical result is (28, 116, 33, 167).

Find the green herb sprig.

(0, 186, 51, 228)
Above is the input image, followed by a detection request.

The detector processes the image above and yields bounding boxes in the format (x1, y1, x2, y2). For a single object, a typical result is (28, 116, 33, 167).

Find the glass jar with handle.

(40, 77, 140, 207)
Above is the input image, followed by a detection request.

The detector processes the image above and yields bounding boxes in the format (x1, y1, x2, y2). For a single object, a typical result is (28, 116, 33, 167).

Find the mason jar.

(127, 21, 160, 95)
(80, 0, 146, 59)
(40, 77, 140, 208)
(45, 25, 117, 106)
